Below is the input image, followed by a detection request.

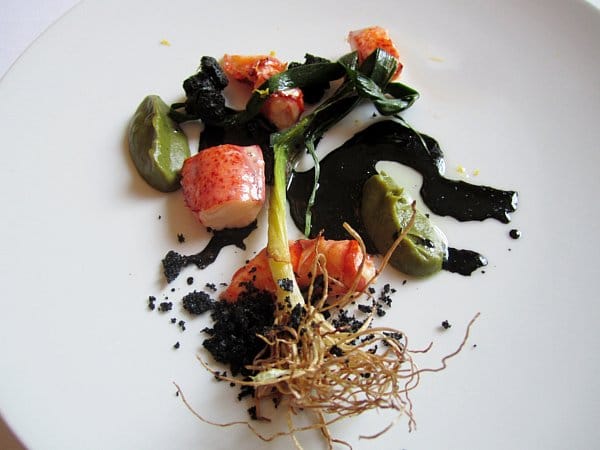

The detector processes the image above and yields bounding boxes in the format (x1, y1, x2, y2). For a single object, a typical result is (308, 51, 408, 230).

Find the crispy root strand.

(359, 412, 403, 440)
(180, 205, 480, 449)
(174, 381, 341, 443)
(416, 312, 481, 376)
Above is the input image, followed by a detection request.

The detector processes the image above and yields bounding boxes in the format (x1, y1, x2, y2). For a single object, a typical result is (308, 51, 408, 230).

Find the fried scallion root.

(180, 203, 479, 449)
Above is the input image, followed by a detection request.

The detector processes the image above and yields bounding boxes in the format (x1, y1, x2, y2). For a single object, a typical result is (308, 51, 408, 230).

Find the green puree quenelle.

(128, 95, 190, 192)
(361, 172, 447, 277)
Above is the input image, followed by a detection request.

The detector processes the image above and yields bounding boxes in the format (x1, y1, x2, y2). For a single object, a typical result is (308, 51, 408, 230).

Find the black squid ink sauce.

(287, 120, 518, 276)
(162, 221, 257, 282)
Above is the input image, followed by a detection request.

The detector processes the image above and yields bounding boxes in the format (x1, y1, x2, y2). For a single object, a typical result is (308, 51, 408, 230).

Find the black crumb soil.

(158, 301, 173, 312)
(182, 291, 215, 315)
(202, 285, 275, 376)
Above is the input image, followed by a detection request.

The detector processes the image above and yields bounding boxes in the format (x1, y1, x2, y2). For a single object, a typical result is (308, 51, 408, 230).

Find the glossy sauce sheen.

(288, 120, 518, 275)
(162, 221, 257, 282)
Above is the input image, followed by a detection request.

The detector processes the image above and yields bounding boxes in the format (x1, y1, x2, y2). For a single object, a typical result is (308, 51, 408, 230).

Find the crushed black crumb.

(247, 406, 258, 420)
(378, 284, 394, 306)
(177, 233, 186, 243)
(329, 345, 344, 357)
(205, 283, 217, 292)
(203, 286, 275, 376)
(170, 317, 177, 324)
(178, 320, 186, 331)
(277, 278, 294, 292)
(332, 309, 364, 333)
(305, 274, 325, 304)
(289, 303, 305, 329)
(361, 333, 375, 343)
(441, 320, 451, 330)
(173, 342, 180, 349)
(237, 384, 255, 400)
(383, 331, 403, 342)
(358, 304, 373, 314)
(158, 302, 173, 312)
(214, 370, 227, 381)
(148, 296, 156, 310)
(187, 277, 194, 285)
(162, 251, 187, 283)
(182, 291, 214, 315)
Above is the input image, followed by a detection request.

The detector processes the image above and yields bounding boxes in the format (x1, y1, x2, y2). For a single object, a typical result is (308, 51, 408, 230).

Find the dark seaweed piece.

(172, 56, 229, 124)
(198, 56, 229, 89)
(288, 54, 332, 104)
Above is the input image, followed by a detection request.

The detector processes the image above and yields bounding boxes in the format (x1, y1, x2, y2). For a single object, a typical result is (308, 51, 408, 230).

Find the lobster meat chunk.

(220, 237, 376, 303)
(348, 26, 403, 79)
(221, 53, 305, 129)
(181, 144, 265, 230)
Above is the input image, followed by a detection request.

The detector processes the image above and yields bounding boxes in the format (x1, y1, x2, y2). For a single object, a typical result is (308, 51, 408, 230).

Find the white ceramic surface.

(1, 1, 599, 449)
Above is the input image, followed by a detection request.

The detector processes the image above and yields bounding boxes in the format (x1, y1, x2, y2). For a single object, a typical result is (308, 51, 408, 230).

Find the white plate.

(1, 1, 599, 449)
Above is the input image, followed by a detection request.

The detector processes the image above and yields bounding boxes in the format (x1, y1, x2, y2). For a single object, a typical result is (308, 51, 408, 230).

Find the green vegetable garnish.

(128, 95, 190, 192)
(261, 49, 419, 310)
(168, 50, 420, 312)
(361, 172, 447, 277)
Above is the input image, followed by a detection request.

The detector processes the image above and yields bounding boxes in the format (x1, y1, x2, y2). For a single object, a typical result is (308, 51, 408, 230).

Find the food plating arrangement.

(128, 26, 518, 449)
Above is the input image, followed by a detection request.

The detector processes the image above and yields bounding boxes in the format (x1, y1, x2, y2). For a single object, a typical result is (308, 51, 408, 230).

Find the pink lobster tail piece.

(181, 144, 266, 230)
